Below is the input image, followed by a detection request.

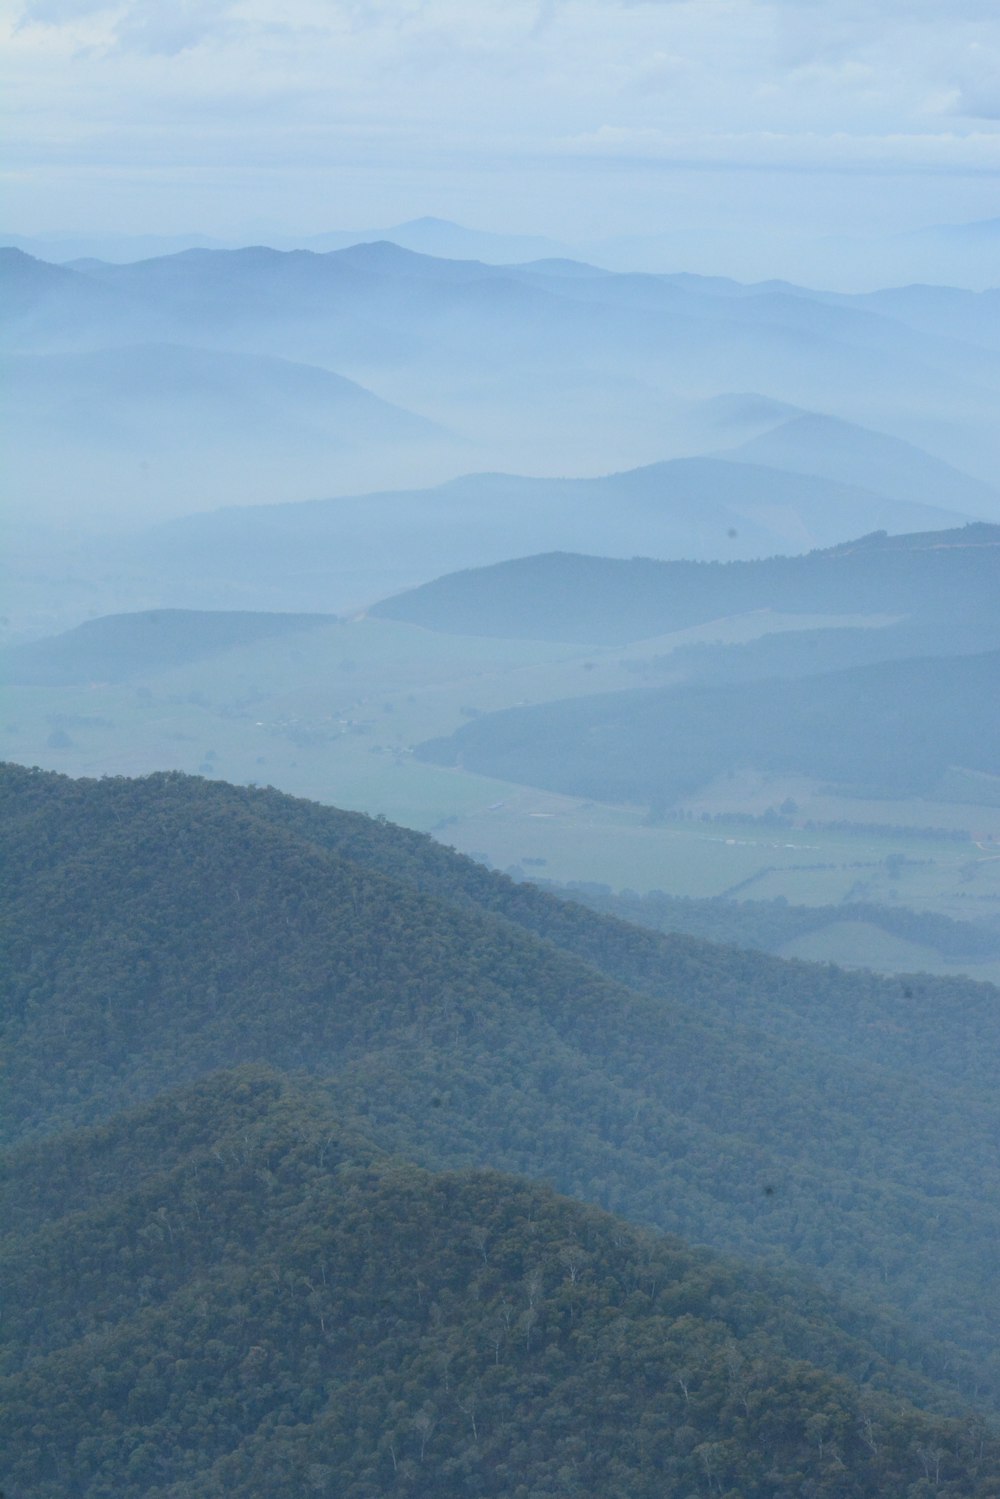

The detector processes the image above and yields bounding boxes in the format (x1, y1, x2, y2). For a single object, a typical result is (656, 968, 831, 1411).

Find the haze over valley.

(5, 0, 1000, 1491)
(5, 239, 1000, 544)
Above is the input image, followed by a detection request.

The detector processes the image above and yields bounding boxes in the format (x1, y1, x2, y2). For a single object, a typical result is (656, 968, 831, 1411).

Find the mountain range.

(100, 458, 970, 620)
(4, 240, 999, 539)
(6, 206, 1000, 1497)
(6, 210, 1000, 288)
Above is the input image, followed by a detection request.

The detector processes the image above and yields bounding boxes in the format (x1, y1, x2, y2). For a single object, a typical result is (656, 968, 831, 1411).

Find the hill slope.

(0, 609, 336, 686)
(2, 343, 450, 523)
(373, 524, 1000, 656)
(417, 648, 1000, 804)
(2, 342, 439, 439)
(127, 465, 979, 620)
(722, 412, 1000, 517)
(4, 764, 999, 1407)
(5, 1067, 996, 1499)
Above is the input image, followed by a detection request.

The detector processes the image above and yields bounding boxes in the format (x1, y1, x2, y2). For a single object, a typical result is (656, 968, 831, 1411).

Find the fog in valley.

(4, 2, 1000, 1495)
(5, 240, 1000, 621)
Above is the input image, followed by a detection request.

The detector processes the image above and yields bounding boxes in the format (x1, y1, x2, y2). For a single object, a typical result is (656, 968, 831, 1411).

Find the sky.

(3, 0, 1000, 245)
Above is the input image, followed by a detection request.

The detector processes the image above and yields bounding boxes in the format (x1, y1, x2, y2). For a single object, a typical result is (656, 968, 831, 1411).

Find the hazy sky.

(3, 0, 1000, 239)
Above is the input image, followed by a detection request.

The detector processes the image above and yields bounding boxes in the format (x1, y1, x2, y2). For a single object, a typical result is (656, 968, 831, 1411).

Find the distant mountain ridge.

(8, 210, 999, 289)
(720, 412, 1000, 516)
(0, 216, 576, 267)
(5, 236, 1000, 535)
(0, 609, 336, 686)
(417, 647, 1000, 806)
(117, 463, 979, 621)
(372, 521, 1000, 649)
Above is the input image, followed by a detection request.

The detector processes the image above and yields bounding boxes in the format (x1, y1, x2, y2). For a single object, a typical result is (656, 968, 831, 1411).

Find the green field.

(4, 609, 998, 952)
(440, 792, 1000, 916)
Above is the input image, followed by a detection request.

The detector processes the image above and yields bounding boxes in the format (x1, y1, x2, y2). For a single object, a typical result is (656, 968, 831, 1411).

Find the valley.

(4, 191, 1000, 1497)
(4, 525, 998, 974)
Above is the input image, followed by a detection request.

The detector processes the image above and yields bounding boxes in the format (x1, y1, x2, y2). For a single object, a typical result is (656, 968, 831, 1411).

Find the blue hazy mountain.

(417, 647, 1000, 806)
(719, 412, 1000, 517)
(2, 342, 451, 522)
(372, 522, 1000, 652)
(0, 247, 169, 349)
(303, 215, 574, 262)
(6, 243, 998, 490)
(0, 609, 336, 686)
(4, 241, 998, 623)
(117, 460, 974, 617)
(6, 211, 999, 288)
(0, 216, 574, 266)
(833, 282, 1000, 355)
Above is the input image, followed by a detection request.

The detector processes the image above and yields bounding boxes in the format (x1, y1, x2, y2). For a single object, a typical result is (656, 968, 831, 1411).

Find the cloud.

(16, 0, 246, 52)
(943, 36, 1000, 121)
(17, 0, 113, 22)
(770, 0, 1000, 72)
(559, 123, 1000, 173)
(3, 0, 998, 239)
(113, 0, 240, 56)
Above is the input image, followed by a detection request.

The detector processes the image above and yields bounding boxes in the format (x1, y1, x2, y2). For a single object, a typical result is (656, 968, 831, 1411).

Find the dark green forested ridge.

(3, 1067, 998, 1499)
(371, 524, 1000, 649)
(416, 648, 1000, 804)
(3, 762, 999, 1415)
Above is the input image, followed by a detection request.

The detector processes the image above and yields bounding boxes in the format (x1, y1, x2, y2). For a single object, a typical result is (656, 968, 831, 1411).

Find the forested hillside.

(5, 1068, 997, 1498)
(4, 763, 999, 1420)
(372, 524, 1000, 652)
(417, 649, 1000, 804)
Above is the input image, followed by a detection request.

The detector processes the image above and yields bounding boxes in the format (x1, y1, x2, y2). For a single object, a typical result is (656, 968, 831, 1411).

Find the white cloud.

(16, 0, 246, 51)
(114, 1, 241, 56)
(16, 0, 112, 21)
(2, 0, 998, 236)
(560, 123, 1000, 172)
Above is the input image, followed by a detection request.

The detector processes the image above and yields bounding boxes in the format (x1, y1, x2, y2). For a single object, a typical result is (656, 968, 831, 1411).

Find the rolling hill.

(116, 465, 980, 620)
(373, 523, 1000, 653)
(4, 763, 999, 1414)
(1, 343, 450, 522)
(720, 412, 1000, 519)
(416, 648, 1000, 806)
(0, 609, 336, 686)
(2, 343, 439, 442)
(545, 884, 1000, 973)
(5, 1067, 996, 1498)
